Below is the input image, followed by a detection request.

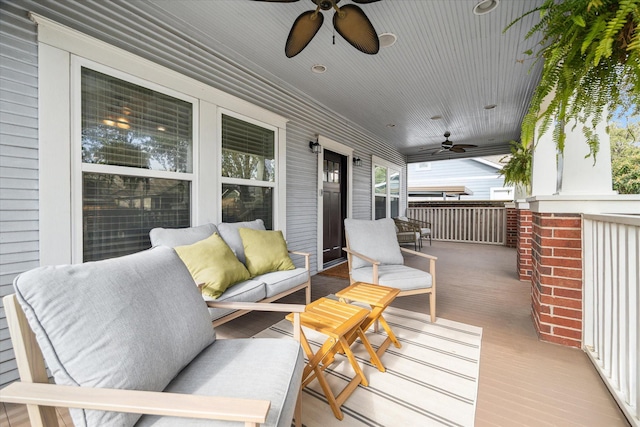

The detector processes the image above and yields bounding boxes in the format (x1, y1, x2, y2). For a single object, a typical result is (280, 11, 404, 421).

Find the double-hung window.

(372, 157, 401, 219)
(79, 66, 195, 261)
(220, 113, 276, 229)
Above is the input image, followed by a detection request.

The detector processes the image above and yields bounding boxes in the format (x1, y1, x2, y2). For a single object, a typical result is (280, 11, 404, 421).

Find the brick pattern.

(516, 209, 532, 280)
(506, 207, 518, 248)
(531, 213, 583, 348)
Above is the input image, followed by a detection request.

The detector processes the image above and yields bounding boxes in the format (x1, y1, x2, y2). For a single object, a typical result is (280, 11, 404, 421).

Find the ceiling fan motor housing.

(316, 0, 335, 10)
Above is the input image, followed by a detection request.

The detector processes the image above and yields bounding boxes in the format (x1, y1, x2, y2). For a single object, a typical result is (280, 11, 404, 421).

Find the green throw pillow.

(174, 233, 250, 299)
(238, 228, 296, 277)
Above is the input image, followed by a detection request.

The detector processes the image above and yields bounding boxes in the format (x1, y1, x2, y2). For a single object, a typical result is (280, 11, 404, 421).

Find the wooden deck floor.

(2, 241, 630, 426)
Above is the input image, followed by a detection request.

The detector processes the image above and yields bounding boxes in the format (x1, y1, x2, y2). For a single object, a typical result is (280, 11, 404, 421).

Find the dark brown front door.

(322, 150, 347, 266)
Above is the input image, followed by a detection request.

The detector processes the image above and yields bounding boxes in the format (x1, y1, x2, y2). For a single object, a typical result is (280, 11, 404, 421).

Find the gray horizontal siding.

(0, 0, 408, 386)
(0, 1, 39, 386)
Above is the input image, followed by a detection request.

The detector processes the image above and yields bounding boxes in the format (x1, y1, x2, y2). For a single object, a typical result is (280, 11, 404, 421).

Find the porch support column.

(526, 109, 637, 348)
(515, 202, 532, 281)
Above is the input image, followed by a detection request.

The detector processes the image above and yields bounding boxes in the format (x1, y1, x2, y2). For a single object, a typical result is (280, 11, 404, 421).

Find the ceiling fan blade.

(252, 0, 300, 2)
(454, 144, 478, 149)
(351, 0, 381, 3)
(450, 146, 466, 153)
(431, 148, 446, 155)
(285, 10, 324, 58)
(333, 4, 379, 55)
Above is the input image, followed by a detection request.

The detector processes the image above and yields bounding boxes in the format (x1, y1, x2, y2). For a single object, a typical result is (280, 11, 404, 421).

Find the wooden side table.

(335, 282, 402, 372)
(285, 297, 374, 420)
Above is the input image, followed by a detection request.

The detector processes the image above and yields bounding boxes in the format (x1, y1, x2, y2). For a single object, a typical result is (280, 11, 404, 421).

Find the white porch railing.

(583, 214, 639, 427)
(407, 206, 506, 245)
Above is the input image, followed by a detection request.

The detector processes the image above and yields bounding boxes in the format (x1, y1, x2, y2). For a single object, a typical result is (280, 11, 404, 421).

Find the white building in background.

(408, 156, 514, 201)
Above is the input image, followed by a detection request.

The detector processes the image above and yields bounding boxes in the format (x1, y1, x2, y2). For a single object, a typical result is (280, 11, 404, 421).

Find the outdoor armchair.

(0, 246, 305, 427)
(343, 218, 437, 322)
(392, 217, 422, 250)
(398, 216, 432, 246)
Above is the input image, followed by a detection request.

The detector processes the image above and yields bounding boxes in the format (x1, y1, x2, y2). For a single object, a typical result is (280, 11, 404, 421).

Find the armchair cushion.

(239, 228, 295, 277)
(135, 338, 304, 427)
(217, 219, 266, 264)
(344, 218, 404, 269)
(13, 247, 216, 427)
(149, 223, 218, 248)
(351, 264, 433, 291)
(175, 233, 251, 299)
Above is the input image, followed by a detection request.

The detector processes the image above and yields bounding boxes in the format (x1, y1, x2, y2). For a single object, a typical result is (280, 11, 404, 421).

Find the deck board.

(2, 241, 630, 426)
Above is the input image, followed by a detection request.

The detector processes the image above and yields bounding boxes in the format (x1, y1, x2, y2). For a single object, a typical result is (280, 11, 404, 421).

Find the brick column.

(531, 213, 582, 348)
(505, 206, 518, 248)
(516, 206, 532, 281)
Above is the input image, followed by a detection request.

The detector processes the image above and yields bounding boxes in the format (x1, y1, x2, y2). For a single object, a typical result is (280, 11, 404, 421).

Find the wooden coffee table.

(286, 297, 377, 420)
(335, 282, 402, 372)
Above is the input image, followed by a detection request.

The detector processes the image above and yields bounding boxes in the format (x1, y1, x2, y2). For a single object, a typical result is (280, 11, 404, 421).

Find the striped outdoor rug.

(253, 305, 482, 427)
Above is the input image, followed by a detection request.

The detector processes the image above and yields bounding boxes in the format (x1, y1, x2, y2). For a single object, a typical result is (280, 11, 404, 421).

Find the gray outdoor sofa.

(149, 219, 311, 326)
(0, 246, 304, 427)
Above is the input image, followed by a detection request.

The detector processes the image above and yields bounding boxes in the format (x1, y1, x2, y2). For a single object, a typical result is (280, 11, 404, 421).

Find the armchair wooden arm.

(0, 382, 270, 427)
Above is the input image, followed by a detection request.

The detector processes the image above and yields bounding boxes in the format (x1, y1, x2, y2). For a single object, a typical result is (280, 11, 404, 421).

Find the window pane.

(390, 197, 399, 218)
(375, 196, 386, 220)
(81, 68, 193, 173)
(222, 115, 275, 182)
(374, 165, 387, 194)
(222, 184, 273, 229)
(83, 173, 190, 262)
(390, 171, 400, 196)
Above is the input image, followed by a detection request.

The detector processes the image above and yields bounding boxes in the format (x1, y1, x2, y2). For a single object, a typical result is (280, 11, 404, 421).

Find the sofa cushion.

(203, 279, 266, 321)
(351, 264, 433, 291)
(175, 233, 250, 299)
(13, 247, 216, 427)
(258, 268, 309, 298)
(149, 223, 218, 248)
(344, 218, 404, 269)
(135, 338, 304, 427)
(239, 228, 295, 277)
(217, 219, 265, 264)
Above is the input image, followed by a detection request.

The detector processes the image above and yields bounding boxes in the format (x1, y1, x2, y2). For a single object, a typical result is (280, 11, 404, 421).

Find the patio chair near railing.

(392, 217, 422, 250)
(398, 216, 432, 246)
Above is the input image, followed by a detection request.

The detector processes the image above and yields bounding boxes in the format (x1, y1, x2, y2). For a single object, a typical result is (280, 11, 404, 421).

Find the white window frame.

(372, 156, 402, 219)
(218, 109, 280, 228)
(34, 14, 288, 266)
(70, 58, 199, 262)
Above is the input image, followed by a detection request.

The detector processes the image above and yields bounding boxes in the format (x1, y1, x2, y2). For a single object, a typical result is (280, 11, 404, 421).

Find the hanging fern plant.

(499, 141, 532, 194)
(506, 0, 640, 159)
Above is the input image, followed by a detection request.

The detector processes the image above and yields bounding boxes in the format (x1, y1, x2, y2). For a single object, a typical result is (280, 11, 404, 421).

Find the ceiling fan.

(424, 132, 478, 155)
(254, 0, 381, 58)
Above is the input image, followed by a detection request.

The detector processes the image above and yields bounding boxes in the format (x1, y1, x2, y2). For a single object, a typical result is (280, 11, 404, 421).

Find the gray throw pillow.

(149, 223, 218, 248)
(344, 218, 404, 269)
(14, 246, 216, 427)
(217, 219, 266, 264)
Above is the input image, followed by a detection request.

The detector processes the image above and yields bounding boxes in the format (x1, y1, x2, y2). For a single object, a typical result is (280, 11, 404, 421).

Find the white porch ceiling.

(142, 0, 543, 162)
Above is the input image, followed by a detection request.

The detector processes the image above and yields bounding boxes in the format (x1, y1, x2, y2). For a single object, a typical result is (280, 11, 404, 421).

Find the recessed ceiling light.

(430, 115, 443, 120)
(473, 0, 500, 15)
(378, 33, 397, 49)
(311, 64, 327, 74)
(386, 123, 396, 128)
(484, 104, 497, 110)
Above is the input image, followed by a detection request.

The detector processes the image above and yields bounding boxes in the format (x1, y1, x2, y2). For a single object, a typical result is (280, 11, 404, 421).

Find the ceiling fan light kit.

(256, 0, 381, 58)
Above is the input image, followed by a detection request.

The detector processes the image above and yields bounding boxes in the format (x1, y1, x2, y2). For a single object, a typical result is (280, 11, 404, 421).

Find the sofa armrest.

(206, 302, 305, 341)
(288, 250, 310, 271)
(0, 382, 269, 426)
